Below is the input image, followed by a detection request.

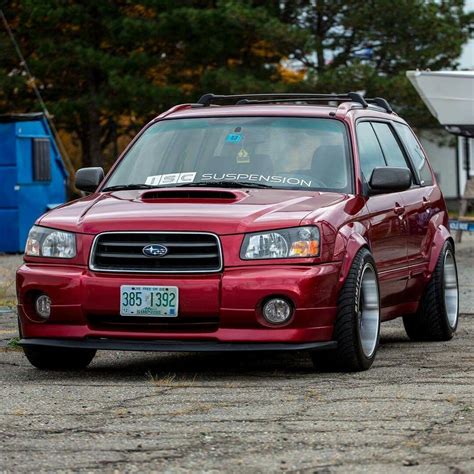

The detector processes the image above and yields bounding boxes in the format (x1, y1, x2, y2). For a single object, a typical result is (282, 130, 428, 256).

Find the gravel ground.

(0, 235, 473, 472)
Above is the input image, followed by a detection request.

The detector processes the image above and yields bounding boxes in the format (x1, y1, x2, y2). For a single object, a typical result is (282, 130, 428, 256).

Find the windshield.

(104, 117, 352, 192)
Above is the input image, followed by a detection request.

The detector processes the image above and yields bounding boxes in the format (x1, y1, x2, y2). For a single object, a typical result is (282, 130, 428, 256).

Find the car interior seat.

(209, 152, 274, 176)
(311, 145, 347, 189)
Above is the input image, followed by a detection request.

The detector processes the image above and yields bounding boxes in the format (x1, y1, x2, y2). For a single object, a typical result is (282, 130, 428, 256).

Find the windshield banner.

(145, 172, 313, 188)
(201, 173, 313, 187)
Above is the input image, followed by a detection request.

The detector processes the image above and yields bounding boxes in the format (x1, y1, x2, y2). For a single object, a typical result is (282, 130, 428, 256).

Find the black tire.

(23, 346, 96, 370)
(403, 241, 459, 341)
(311, 248, 381, 372)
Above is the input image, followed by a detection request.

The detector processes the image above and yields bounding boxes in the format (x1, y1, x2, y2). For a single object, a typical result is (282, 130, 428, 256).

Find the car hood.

(38, 188, 348, 235)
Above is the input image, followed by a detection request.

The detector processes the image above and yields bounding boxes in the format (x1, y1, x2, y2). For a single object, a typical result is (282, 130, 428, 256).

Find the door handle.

(394, 202, 405, 216)
(422, 197, 431, 209)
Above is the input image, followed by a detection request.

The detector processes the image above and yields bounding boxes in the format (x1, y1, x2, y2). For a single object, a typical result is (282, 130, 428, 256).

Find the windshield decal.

(226, 133, 242, 143)
(201, 173, 313, 188)
(236, 149, 250, 164)
(145, 172, 196, 186)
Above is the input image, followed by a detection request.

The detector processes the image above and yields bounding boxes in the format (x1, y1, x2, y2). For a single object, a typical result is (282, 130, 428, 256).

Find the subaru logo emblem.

(142, 244, 168, 257)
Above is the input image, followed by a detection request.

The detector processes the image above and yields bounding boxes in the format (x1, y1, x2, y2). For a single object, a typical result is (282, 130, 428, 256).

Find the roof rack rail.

(235, 97, 348, 106)
(197, 92, 370, 108)
(365, 97, 393, 114)
(197, 92, 393, 114)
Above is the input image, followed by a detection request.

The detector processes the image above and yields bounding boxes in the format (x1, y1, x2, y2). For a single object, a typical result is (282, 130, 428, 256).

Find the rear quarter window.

(371, 122, 408, 169)
(393, 123, 433, 186)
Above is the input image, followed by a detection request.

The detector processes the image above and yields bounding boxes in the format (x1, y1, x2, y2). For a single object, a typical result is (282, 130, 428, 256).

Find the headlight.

(25, 225, 76, 258)
(241, 226, 320, 260)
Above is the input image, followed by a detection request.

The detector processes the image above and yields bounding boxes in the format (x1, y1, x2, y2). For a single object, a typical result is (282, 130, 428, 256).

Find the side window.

(393, 123, 433, 185)
(357, 122, 386, 180)
(371, 122, 409, 169)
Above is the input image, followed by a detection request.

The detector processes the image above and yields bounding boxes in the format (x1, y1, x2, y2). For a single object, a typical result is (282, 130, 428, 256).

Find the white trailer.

(407, 70, 474, 198)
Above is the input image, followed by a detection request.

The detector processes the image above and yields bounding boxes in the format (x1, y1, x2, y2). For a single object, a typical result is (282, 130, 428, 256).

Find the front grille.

(90, 232, 222, 273)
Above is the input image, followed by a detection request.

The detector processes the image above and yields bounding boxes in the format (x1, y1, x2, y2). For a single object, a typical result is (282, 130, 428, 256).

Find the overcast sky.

(459, 0, 474, 68)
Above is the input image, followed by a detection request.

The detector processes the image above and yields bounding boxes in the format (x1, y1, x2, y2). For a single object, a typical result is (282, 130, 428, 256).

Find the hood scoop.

(140, 189, 242, 202)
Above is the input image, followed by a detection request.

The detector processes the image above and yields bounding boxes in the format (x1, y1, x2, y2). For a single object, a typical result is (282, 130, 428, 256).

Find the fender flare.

(334, 224, 370, 285)
(427, 224, 453, 275)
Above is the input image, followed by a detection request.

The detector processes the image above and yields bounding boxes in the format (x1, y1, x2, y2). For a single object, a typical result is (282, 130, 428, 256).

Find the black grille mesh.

(91, 233, 222, 272)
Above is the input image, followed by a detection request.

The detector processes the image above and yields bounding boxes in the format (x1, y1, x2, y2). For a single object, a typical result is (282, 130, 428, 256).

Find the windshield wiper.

(101, 184, 158, 192)
(175, 181, 272, 189)
(102, 181, 273, 192)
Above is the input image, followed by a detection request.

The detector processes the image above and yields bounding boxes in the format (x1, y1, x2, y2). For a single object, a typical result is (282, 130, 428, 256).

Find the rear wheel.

(311, 248, 380, 372)
(403, 241, 458, 341)
(23, 346, 96, 370)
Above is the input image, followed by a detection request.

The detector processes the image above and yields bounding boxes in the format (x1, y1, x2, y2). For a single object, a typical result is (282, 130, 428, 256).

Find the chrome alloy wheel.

(443, 250, 459, 329)
(358, 263, 380, 358)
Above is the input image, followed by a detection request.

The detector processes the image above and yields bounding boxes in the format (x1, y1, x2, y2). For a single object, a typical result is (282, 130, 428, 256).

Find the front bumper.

(17, 262, 341, 345)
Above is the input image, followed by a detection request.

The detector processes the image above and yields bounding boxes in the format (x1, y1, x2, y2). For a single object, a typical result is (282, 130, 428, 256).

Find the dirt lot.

(0, 236, 473, 473)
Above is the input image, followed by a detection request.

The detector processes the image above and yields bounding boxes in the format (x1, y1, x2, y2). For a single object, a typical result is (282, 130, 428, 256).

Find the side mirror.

(369, 167, 412, 194)
(75, 167, 104, 193)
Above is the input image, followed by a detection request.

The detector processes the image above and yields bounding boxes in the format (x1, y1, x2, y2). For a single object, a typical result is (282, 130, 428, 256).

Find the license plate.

(120, 285, 179, 317)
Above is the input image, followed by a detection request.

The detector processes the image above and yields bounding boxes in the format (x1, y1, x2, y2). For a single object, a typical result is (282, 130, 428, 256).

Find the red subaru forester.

(17, 92, 459, 372)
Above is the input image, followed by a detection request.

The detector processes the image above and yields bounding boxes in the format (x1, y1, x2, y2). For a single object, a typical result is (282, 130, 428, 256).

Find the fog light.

(35, 294, 51, 319)
(262, 298, 292, 325)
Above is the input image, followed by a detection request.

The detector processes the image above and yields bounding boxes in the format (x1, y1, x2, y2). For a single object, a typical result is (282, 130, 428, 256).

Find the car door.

(392, 122, 435, 267)
(356, 121, 409, 311)
(392, 122, 439, 299)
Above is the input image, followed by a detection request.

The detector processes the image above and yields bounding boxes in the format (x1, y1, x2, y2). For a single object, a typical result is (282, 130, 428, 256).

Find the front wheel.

(311, 248, 381, 372)
(403, 241, 459, 341)
(23, 345, 96, 370)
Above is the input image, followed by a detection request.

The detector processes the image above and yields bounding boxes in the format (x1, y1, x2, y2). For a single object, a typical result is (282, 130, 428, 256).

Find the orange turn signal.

(289, 240, 319, 257)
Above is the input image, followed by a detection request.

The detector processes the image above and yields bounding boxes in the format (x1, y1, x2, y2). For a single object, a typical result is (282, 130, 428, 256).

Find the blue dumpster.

(0, 113, 68, 253)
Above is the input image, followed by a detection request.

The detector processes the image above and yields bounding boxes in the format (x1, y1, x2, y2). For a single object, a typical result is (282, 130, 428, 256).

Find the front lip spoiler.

(19, 338, 337, 352)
